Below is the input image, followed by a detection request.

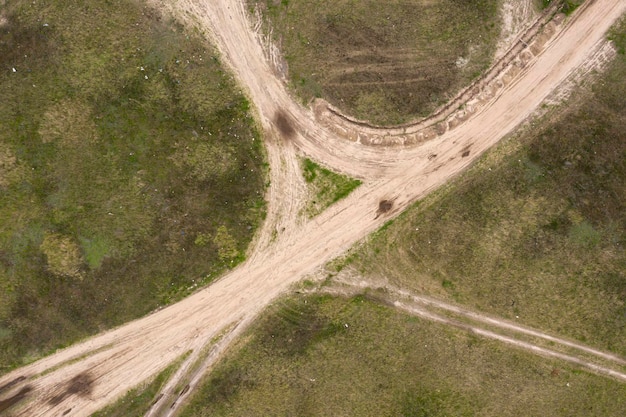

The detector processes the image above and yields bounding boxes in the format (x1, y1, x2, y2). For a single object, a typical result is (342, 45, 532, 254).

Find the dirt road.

(1, 0, 625, 415)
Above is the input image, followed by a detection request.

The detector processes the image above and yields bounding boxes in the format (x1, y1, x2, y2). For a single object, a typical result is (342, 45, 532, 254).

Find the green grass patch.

(608, 15, 626, 55)
(561, 0, 584, 15)
(537, 0, 584, 15)
(249, 0, 501, 125)
(79, 235, 113, 270)
(301, 158, 362, 217)
(0, 0, 267, 373)
(348, 18, 626, 356)
(179, 294, 626, 416)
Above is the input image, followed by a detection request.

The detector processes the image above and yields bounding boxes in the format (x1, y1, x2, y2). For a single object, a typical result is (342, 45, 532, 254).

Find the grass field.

(0, 0, 267, 372)
(346, 18, 626, 356)
(249, 0, 501, 125)
(179, 294, 626, 416)
(300, 158, 362, 218)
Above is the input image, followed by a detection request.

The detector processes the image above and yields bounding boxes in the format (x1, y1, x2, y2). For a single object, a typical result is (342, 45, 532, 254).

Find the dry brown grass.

(0, 143, 24, 188)
(38, 99, 98, 145)
(250, 0, 501, 125)
(40, 233, 83, 280)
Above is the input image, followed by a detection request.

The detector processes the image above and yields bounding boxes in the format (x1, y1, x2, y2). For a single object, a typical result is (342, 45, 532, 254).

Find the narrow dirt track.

(322, 276, 626, 376)
(1, 0, 625, 415)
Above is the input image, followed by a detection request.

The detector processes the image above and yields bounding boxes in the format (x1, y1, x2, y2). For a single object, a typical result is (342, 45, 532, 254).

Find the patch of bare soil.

(496, 0, 537, 58)
(1, 0, 624, 415)
(539, 39, 618, 110)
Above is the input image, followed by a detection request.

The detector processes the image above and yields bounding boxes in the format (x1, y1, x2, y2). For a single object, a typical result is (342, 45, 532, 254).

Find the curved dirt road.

(1, 0, 625, 415)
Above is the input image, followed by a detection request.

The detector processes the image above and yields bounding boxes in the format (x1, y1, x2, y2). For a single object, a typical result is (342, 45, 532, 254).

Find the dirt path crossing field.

(1, 0, 625, 415)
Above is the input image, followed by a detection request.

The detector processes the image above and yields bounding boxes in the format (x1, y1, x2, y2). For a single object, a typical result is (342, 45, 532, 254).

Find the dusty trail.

(392, 302, 626, 383)
(1, 0, 625, 416)
(323, 276, 626, 375)
(319, 287, 626, 383)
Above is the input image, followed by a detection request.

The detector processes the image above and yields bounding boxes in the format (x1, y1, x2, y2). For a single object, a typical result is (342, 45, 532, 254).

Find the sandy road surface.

(1, 0, 625, 415)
